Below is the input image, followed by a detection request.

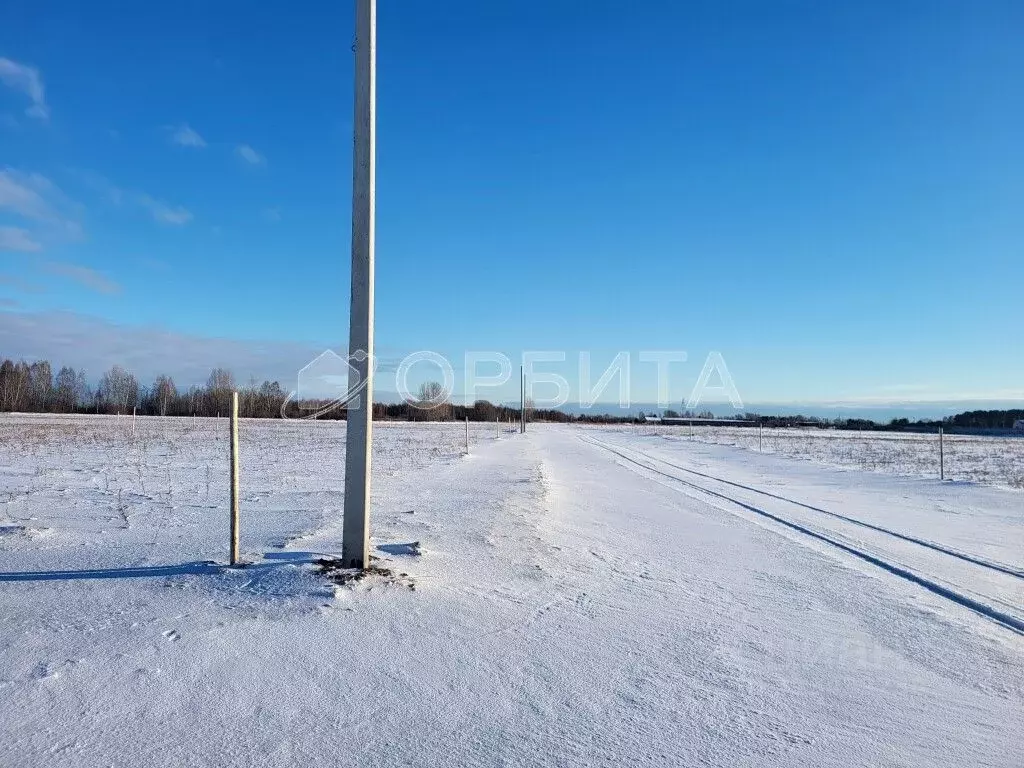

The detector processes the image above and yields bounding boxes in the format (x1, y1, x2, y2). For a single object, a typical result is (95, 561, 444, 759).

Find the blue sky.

(1, 1, 1022, 408)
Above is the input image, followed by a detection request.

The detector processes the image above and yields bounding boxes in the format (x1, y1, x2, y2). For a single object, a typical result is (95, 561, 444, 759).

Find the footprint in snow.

(377, 541, 421, 557)
(32, 663, 60, 681)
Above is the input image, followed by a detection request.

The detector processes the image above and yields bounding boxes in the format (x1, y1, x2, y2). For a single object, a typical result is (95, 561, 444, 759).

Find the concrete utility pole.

(342, 0, 376, 569)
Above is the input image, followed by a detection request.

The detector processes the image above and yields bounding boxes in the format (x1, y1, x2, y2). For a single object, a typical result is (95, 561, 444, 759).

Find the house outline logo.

(281, 349, 376, 419)
(297, 350, 359, 406)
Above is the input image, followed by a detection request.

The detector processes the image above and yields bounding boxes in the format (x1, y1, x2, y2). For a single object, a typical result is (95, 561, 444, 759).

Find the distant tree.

(238, 376, 258, 418)
(419, 381, 444, 402)
(54, 366, 78, 412)
(256, 380, 286, 418)
(27, 361, 52, 411)
(3, 361, 31, 412)
(73, 370, 91, 409)
(99, 365, 138, 413)
(472, 399, 498, 422)
(664, 409, 679, 418)
(185, 385, 203, 416)
(411, 381, 450, 421)
(0, 359, 18, 411)
(206, 367, 235, 417)
(152, 375, 177, 417)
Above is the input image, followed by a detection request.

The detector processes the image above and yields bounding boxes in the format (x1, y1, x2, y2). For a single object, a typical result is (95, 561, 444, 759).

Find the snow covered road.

(580, 432, 1024, 633)
(1, 419, 1021, 766)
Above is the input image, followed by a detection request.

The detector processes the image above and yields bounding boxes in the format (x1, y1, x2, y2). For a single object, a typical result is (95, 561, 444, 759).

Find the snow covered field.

(1, 415, 1022, 766)
(624, 423, 1024, 489)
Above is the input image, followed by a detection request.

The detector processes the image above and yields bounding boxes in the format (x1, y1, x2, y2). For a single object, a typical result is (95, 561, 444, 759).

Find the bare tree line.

(0, 358, 289, 418)
(0, 358, 603, 423)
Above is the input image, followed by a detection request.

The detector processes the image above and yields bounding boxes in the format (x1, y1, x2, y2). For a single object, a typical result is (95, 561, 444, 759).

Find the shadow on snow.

(0, 550, 321, 583)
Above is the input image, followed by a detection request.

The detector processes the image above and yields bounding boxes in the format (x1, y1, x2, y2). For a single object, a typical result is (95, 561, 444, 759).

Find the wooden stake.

(465, 416, 470, 454)
(229, 391, 240, 565)
(939, 426, 945, 481)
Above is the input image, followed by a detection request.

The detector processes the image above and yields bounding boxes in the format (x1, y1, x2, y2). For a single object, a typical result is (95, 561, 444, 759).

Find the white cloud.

(44, 262, 121, 295)
(0, 310, 326, 386)
(71, 168, 124, 205)
(262, 206, 281, 222)
(137, 194, 193, 225)
(0, 225, 42, 252)
(154, 206, 192, 225)
(75, 171, 192, 227)
(0, 273, 44, 293)
(0, 309, 407, 390)
(0, 169, 82, 248)
(236, 144, 265, 165)
(0, 168, 54, 220)
(170, 123, 206, 148)
(0, 57, 49, 121)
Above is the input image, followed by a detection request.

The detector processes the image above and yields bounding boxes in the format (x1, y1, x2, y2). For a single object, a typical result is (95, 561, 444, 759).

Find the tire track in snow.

(581, 436, 1024, 636)
(589, 435, 1024, 580)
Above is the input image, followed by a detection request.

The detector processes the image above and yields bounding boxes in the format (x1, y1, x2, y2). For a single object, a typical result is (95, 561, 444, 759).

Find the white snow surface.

(1, 415, 1021, 767)
(626, 423, 1024, 489)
